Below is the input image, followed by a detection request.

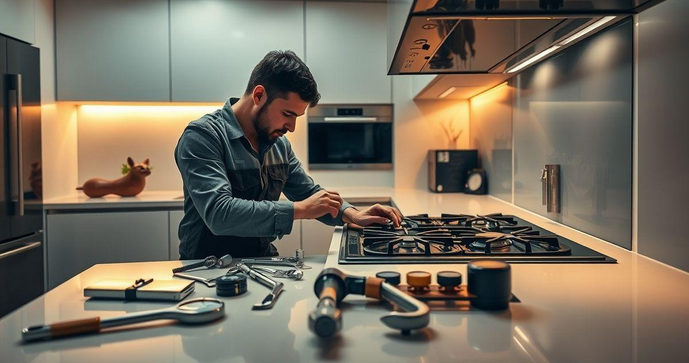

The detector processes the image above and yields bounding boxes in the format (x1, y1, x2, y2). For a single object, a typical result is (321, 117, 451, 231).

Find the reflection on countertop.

(2, 242, 688, 361)
(15, 187, 688, 361)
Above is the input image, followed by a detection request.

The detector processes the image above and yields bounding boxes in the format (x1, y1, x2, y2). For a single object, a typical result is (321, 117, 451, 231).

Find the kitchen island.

(3, 190, 688, 362)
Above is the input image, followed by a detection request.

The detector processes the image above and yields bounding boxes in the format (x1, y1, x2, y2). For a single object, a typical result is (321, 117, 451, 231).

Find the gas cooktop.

(338, 213, 616, 264)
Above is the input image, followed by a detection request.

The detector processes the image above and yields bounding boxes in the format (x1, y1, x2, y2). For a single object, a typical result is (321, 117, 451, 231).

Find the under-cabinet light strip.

(560, 16, 617, 45)
(507, 45, 561, 74)
(470, 82, 509, 101)
(505, 16, 616, 74)
(438, 86, 457, 98)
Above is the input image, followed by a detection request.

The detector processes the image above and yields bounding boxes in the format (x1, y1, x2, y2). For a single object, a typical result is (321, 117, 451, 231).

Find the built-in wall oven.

(308, 104, 393, 170)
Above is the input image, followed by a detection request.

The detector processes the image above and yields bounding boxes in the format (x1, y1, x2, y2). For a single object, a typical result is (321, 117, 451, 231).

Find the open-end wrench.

(252, 266, 303, 280)
(240, 249, 311, 269)
(237, 264, 284, 310)
(173, 266, 241, 287)
(173, 272, 218, 287)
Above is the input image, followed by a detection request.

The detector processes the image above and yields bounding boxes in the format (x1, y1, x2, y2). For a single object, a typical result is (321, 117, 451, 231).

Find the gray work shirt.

(174, 98, 352, 259)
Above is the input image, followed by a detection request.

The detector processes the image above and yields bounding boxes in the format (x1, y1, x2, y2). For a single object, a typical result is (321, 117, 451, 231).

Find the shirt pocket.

(229, 169, 260, 199)
(265, 164, 289, 201)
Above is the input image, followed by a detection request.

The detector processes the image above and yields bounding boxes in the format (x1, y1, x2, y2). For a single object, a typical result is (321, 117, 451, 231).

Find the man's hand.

(294, 190, 343, 220)
(343, 203, 403, 228)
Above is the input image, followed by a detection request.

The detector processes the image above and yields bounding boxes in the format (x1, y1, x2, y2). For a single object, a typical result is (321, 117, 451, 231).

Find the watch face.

(467, 173, 483, 191)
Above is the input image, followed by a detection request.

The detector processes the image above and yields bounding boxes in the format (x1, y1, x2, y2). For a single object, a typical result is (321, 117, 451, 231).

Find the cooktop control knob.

(376, 271, 401, 286)
(437, 271, 462, 291)
(467, 260, 511, 310)
(406, 271, 431, 291)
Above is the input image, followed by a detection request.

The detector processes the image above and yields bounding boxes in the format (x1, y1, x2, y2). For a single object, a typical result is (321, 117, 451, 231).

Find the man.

(175, 50, 402, 259)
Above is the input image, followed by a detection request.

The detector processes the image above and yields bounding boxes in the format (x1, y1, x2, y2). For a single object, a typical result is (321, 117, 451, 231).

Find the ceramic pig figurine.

(77, 157, 152, 197)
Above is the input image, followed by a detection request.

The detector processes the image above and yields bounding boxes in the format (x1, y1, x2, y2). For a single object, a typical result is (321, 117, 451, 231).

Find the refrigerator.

(0, 34, 44, 318)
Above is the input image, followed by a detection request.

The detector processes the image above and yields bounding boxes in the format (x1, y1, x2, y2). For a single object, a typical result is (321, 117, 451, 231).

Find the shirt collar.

(222, 97, 245, 140)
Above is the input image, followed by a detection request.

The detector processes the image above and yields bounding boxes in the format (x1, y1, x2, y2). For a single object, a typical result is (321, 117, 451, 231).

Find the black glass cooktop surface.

(339, 214, 616, 264)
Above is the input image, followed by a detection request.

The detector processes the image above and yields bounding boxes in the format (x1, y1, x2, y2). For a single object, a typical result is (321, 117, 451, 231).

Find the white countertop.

(4, 189, 689, 362)
(43, 191, 185, 210)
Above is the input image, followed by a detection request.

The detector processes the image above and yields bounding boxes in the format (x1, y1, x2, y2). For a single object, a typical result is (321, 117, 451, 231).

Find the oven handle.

(322, 117, 379, 122)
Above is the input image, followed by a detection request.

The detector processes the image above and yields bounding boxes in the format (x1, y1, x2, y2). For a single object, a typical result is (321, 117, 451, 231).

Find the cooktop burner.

(339, 214, 616, 264)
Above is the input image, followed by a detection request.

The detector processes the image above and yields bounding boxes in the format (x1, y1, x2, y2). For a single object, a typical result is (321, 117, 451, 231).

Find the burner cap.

(376, 271, 401, 285)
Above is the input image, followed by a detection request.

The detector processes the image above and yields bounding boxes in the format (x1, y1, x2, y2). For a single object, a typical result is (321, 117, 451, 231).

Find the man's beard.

(253, 103, 286, 146)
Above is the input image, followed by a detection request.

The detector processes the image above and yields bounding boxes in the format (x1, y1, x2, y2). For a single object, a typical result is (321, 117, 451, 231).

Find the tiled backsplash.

(472, 20, 634, 250)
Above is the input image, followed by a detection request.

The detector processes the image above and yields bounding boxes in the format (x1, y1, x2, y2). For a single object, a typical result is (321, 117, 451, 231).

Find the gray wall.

(469, 84, 513, 202)
(638, 0, 689, 272)
(513, 20, 634, 249)
(471, 19, 634, 250)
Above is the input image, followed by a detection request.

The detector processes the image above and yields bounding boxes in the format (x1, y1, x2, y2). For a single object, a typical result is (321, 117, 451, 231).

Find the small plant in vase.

(440, 117, 464, 149)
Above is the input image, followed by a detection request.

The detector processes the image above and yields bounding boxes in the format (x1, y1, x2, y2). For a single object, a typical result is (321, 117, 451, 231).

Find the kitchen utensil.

(252, 266, 303, 280)
(22, 298, 225, 342)
(237, 264, 284, 310)
(308, 268, 430, 338)
(172, 256, 218, 273)
(240, 248, 311, 269)
(540, 164, 560, 213)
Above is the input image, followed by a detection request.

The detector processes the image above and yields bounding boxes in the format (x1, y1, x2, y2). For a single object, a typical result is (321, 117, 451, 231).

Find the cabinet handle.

(8, 74, 25, 216)
(0, 241, 41, 260)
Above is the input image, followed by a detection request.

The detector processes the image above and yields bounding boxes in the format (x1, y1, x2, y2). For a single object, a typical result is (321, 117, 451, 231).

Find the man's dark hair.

(245, 50, 321, 107)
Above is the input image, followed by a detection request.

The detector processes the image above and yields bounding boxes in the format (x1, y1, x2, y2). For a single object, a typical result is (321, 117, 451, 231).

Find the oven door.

(308, 121, 392, 170)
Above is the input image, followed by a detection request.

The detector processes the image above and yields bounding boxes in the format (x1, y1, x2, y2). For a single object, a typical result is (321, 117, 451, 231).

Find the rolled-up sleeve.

(176, 126, 293, 238)
(281, 139, 353, 226)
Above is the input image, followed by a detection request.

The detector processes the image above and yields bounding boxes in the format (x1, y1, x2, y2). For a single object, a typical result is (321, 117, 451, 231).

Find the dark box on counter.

(427, 150, 478, 193)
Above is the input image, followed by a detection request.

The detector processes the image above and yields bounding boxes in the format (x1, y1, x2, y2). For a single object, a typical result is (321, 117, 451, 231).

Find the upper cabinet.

(0, 0, 35, 44)
(56, 0, 170, 102)
(53, 0, 391, 103)
(305, 1, 391, 104)
(170, 0, 304, 102)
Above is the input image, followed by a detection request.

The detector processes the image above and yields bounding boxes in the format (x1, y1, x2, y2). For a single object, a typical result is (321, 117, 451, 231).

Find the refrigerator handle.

(8, 74, 24, 216)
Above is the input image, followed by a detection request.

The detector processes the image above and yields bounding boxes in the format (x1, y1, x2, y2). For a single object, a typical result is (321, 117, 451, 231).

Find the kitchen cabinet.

(55, 0, 170, 101)
(46, 211, 169, 289)
(411, 75, 437, 97)
(0, 0, 34, 44)
(169, 210, 301, 258)
(305, 1, 391, 104)
(301, 219, 335, 256)
(169, 210, 184, 260)
(274, 221, 302, 256)
(169, 0, 304, 102)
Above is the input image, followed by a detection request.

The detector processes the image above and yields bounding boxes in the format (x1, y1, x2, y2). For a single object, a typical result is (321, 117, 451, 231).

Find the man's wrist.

(342, 206, 358, 224)
(293, 201, 304, 220)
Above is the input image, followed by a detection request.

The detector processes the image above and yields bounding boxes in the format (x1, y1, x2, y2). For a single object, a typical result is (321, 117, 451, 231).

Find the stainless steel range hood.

(388, 0, 664, 75)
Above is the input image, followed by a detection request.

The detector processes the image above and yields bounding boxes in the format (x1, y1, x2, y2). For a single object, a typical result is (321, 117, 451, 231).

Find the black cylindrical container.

(216, 274, 247, 297)
(467, 260, 511, 310)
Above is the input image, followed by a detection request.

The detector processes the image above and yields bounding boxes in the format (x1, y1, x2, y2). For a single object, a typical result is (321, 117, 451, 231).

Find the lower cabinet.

(301, 220, 336, 256)
(46, 211, 169, 289)
(167, 210, 301, 258)
(274, 221, 301, 257)
(169, 210, 184, 260)
(46, 209, 337, 288)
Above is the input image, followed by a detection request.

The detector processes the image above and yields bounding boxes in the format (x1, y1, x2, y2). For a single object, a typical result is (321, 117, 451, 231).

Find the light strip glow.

(470, 82, 508, 100)
(427, 16, 559, 21)
(438, 86, 457, 98)
(559, 16, 616, 45)
(507, 45, 560, 74)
